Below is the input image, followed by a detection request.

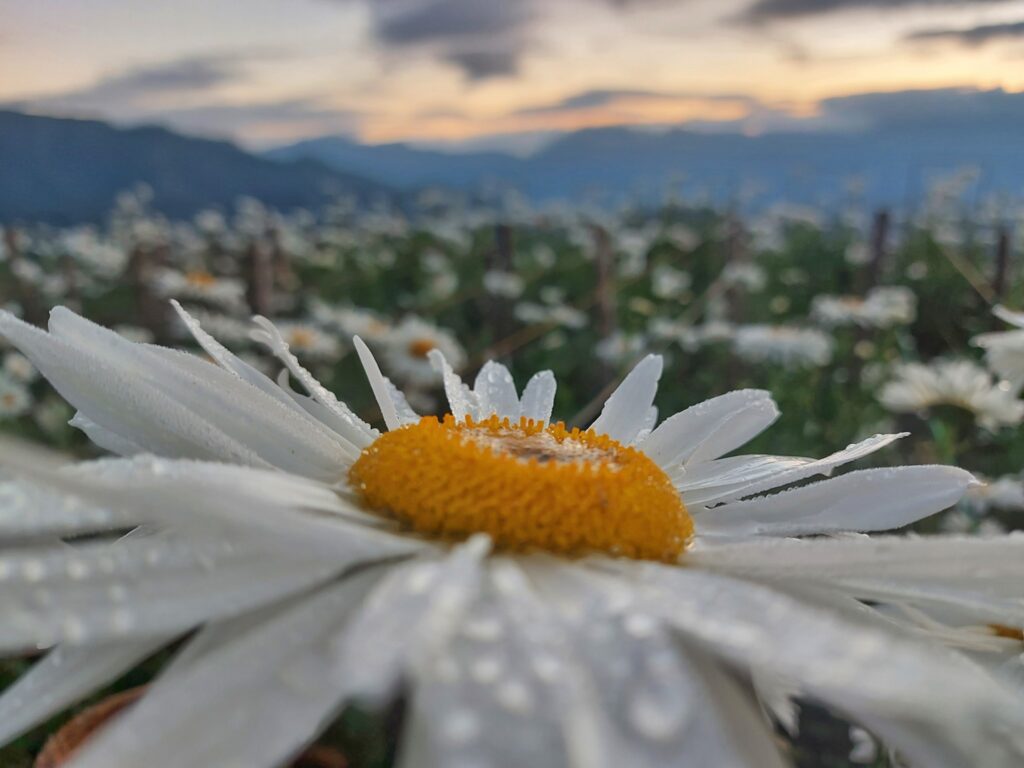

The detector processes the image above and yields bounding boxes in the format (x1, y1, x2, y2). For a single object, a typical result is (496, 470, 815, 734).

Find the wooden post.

(244, 239, 274, 317)
(126, 245, 173, 341)
(993, 225, 1012, 300)
(866, 208, 890, 289)
(480, 224, 517, 348)
(592, 225, 617, 340)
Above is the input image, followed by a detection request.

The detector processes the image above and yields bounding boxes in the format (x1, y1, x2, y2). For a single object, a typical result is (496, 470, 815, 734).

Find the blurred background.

(4, 0, 1024, 218)
(2, 2, 1024, 766)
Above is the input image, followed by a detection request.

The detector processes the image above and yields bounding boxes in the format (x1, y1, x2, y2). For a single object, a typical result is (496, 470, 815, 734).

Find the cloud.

(362, 0, 534, 79)
(25, 54, 247, 114)
(512, 88, 760, 117)
(905, 19, 1024, 46)
(816, 86, 1024, 133)
(349, 0, 696, 80)
(7, 54, 360, 148)
(740, 0, 1006, 22)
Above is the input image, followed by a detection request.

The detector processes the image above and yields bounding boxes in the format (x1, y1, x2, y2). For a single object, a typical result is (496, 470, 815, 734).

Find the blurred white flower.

(382, 315, 466, 388)
(812, 286, 917, 329)
(2, 352, 36, 384)
(721, 263, 767, 292)
(651, 264, 692, 300)
(0, 374, 30, 418)
(879, 359, 1024, 430)
(483, 270, 525, 300)
(973, 305, 1024, 392)
(152, 268, 246, 311)
(733, 325, 833, 368)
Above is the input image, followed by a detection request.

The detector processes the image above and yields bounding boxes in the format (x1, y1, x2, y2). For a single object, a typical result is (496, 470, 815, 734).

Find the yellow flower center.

(407, 338, 436, 359)
(185, 270, 217, 289)
(349, 414, 693, 562)
(288, 328, 316, 349)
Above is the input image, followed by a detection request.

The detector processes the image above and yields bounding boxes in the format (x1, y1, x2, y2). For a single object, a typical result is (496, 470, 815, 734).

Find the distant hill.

(270, 123, 1024, 210)
(266, 135, 522, 191)
(0, 111, 390, 224)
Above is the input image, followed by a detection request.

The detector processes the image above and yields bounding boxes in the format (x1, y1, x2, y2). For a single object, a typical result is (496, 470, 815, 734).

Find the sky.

(3, 0, 1024, 151)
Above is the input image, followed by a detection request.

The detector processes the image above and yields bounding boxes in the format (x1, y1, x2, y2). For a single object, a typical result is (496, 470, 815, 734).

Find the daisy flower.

(0, 306, 1022, 767)
(973, 305, 1024, 393)
(879, 359, 1024, 430)
(733, 325, 834, 368)
(381, 316, 466, 389)
(0, 373, 31, 418)
(811, 287, 917, 330)
(261, 321, 343, 363)
(151, 268, 246, 311)
(309, 301, 392, 345)
(483, 270, 525, 300)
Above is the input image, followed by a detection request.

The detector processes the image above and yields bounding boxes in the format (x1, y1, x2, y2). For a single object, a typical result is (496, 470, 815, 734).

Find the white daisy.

(151, 268, 247, 311)
(483, 270, 525, 300)
(811, 286, 917, 330)
(259, 321, 343, 362)
(2, 351, 36, 384)
(973, 305, 1024, 393)
(309, 300, 392, 344)
(514, 302, 588, 330)
(0, 306, 1022, 768)
(879, 359, 1024, 430)
(0, 374, 30, 418)
(381, 316, 466, 388)
(960, 475, 1024, 517)
(733, 325, 834, 368)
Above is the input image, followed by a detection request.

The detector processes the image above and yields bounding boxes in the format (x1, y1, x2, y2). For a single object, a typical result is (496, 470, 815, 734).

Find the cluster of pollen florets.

(349, 413, 693, 562)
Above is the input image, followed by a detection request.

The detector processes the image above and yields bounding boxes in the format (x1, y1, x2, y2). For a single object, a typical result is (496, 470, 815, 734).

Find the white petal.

(474, 361, 520, 420)
(620, 563, 1024, 768)
(428, 349, 480, 422)
(68, 572, 381, 768)
(333, 537, 489, 702)
(68, 413, 144, 457)
(3, 309, 357, 480)
(0, 636, 170, 746)
(0, 478, 135, 538)
(354, 336, 401, 431)
(690, 534, 1024, 625)
(520, 370, 556, 424)
(994, 304, 1024, 329)
(640, 390, 778, 468)
(706, 433, 907, 505)
(528, 559, 787, 767)
(171, 301, 305, 414)
(0, 535, 338, 651)
(629, 406, 659, 445)
(696, 465, 975, 537)
(250, 316, 376, 448)
(590, 355, 663, 444)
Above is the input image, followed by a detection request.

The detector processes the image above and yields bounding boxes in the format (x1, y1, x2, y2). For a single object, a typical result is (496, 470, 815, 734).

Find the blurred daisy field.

(7, 1, 1024, 766)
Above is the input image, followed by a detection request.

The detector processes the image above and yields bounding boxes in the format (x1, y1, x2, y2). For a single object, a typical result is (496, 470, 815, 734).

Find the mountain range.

(0, 111, 388, 225)
(3, 106, 1024, 224)
(268, 123, 1024, 210)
